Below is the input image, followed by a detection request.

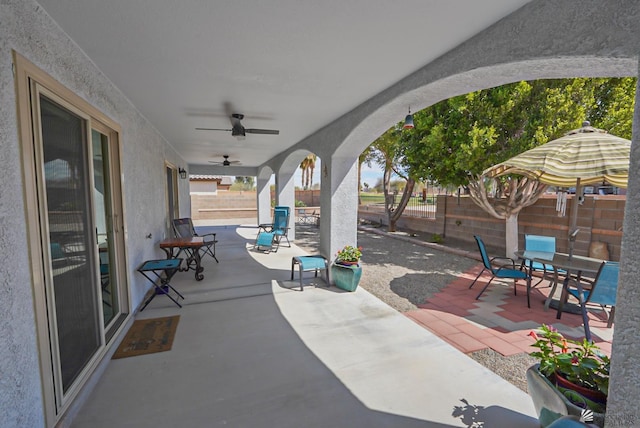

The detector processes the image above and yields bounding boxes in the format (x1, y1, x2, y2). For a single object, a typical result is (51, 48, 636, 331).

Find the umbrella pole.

(568, 178, 581, 259)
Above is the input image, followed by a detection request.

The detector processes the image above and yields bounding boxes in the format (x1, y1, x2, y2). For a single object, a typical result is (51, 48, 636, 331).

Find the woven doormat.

(112, 315, 180, 359)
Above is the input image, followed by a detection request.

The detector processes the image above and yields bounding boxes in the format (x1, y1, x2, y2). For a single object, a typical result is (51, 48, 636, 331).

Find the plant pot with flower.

(331, 245, 363, 291)
(526, 324, 608, 427)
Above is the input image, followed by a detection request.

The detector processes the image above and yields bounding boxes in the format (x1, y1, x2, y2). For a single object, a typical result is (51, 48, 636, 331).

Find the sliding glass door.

(40, 95, 102, 393)
(15, 53, 129, 423)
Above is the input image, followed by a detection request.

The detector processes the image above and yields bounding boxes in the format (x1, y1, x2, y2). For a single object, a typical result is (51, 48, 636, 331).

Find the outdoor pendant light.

(403, 107, 414, 129)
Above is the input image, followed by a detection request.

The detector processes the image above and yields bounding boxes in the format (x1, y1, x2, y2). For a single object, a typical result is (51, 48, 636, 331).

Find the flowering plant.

(528, 324, 609, 396)
(336, 245, 362, 263)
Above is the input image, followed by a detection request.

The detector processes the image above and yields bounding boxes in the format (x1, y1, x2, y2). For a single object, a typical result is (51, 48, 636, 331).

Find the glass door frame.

(14, 52, 130, 426)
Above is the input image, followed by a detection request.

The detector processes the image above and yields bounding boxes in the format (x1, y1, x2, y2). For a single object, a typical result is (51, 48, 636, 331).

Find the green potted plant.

(526, 324, 608, 427)
(335, 245, 362, 266)
(331, 245, 363, 291)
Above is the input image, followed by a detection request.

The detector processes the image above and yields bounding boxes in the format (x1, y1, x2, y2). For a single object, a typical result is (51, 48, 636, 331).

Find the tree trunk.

(388, 178, 416, 232)
(505, 213, 519, 258)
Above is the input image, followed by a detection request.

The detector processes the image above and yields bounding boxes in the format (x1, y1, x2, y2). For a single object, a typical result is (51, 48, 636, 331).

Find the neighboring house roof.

(189, 175, 233, 184)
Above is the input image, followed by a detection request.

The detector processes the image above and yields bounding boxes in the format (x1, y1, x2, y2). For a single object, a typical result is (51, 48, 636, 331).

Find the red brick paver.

(405, 263, 614, 357)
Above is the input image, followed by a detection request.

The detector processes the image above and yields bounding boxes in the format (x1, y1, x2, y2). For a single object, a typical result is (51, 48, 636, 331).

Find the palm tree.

(299, 154, 317, 189)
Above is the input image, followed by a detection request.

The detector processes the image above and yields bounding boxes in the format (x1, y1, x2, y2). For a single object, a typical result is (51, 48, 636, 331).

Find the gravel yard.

(294, 224, 537, 392)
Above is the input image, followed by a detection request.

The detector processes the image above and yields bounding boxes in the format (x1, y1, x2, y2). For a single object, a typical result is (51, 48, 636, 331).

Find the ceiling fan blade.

(244, 128, 280, 135)
(209, 155, 241, 166)
(196, 127, 232, 131)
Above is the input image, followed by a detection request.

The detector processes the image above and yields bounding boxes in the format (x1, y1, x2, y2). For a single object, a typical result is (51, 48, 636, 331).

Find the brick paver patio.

(405, 263, 614, 357)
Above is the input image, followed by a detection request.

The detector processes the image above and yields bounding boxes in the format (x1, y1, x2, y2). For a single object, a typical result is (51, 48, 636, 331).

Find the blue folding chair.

(258, 206, 290, 233)
(521, 234, 561, 286)
(255, 207, 290, 252)
(562, 261, 618, 333)
(271, 208, 291, 250)
(470, 235, 532, 307)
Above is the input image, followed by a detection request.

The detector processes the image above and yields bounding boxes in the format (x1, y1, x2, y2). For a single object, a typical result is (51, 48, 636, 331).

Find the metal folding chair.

(172, 218, 218, 263)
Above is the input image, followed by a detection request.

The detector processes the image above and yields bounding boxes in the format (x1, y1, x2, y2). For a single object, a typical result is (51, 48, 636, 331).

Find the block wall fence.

(359, 194, 625, 261)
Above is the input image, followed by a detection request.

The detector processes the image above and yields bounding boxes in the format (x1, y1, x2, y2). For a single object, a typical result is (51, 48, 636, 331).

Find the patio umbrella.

(484, 122, 631, 257)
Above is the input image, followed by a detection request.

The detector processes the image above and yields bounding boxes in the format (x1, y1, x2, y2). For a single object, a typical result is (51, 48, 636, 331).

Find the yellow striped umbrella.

(484, 123, 631, 257)
(484, 124, 630, 188)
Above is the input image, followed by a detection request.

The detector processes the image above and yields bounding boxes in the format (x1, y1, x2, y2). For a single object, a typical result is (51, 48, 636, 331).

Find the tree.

(369, 127, 416, 232)
(405, 78, 635, 188)
(231, 176, 255, 191)
(358, 146, 375, 204)
(299, 154, 317, 190)
(402, 77, 636, 255)
(467, 174, 548, 255)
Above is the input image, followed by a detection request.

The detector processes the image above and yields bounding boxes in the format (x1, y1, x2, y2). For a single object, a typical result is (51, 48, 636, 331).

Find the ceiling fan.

(208, 155, 241, 167)
(196, 113, 279, 139)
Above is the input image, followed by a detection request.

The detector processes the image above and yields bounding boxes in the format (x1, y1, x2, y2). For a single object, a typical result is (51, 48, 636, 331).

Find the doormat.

(112, 315, 180, 359)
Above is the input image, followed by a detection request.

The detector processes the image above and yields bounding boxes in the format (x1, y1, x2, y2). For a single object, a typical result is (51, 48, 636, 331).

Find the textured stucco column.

(275, 169, 296, 241)
(256, 173, 272, 226)
(319, 156, 358, 263)
(606, 73, 640, 428)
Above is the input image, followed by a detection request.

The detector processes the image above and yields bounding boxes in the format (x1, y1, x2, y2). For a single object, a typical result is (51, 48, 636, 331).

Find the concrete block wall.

(359, 194, 624, 261)
(191, 192, 257, 220)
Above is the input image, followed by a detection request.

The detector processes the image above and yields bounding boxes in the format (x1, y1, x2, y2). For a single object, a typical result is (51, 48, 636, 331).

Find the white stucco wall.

(0, 1, 190, 425)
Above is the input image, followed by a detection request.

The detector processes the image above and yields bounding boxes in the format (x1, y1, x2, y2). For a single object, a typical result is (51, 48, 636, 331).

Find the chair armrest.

(258, 223, 274, 232)
(203, 235, 217, 244)
(489, 256, 517, 269)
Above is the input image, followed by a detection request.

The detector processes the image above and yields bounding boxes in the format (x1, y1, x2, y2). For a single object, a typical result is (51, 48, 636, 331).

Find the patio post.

(319, 155, 358, 265)
(607, 72, 640, 426)
(256, 167, 273, 226)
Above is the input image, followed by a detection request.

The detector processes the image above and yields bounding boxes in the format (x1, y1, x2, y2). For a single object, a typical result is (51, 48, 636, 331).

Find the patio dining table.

(515, 250, 604, 340)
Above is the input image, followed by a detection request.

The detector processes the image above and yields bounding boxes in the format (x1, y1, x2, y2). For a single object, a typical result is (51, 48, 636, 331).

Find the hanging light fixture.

(403, 107, 414, 129)
(179, 167, 187, 179)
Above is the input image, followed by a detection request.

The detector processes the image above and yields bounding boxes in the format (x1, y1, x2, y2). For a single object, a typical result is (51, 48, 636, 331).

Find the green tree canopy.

(402, 77, 636, 188)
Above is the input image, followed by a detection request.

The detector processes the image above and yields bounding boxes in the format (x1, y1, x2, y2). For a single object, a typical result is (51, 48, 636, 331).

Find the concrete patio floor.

(70, 224, 538, 427)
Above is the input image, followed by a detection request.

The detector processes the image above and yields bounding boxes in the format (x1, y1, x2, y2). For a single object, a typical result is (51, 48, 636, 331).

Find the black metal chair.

(172, 218, 218, 263)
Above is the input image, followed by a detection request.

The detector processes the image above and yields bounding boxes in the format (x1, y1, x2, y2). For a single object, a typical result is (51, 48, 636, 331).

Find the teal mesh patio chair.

(470, 235, 532, 307)
(521, 234, 561, 286)
(561, 261, 618, 329)
(172, 217, 219, 262)
(255, 207, 290, 252)
(270, 207, 291, 250)
(258, 206, 290, 233)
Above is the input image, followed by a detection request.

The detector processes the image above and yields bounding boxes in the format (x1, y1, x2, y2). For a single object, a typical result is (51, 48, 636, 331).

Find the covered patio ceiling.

(36, 0, 530, 169)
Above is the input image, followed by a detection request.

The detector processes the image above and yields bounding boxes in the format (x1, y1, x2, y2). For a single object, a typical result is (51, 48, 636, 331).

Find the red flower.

(571, 356, 579, 364)
(561, 339, 568, 353)
(528, 331, 538, 340)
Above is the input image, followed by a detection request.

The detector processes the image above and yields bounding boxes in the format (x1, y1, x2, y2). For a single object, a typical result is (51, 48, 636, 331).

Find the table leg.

(161, 246, 176, 259)
(543, 268, 560, 311)
(139, 267, 184, 311)
(192, 249, 203, 281)
(555, 276, 570, 319)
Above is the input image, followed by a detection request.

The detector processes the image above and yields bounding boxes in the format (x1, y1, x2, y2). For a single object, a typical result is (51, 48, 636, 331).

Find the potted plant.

(526, 324, 608, 427)
(331, 245, 363, 291)
(335, 245, 362, 266)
